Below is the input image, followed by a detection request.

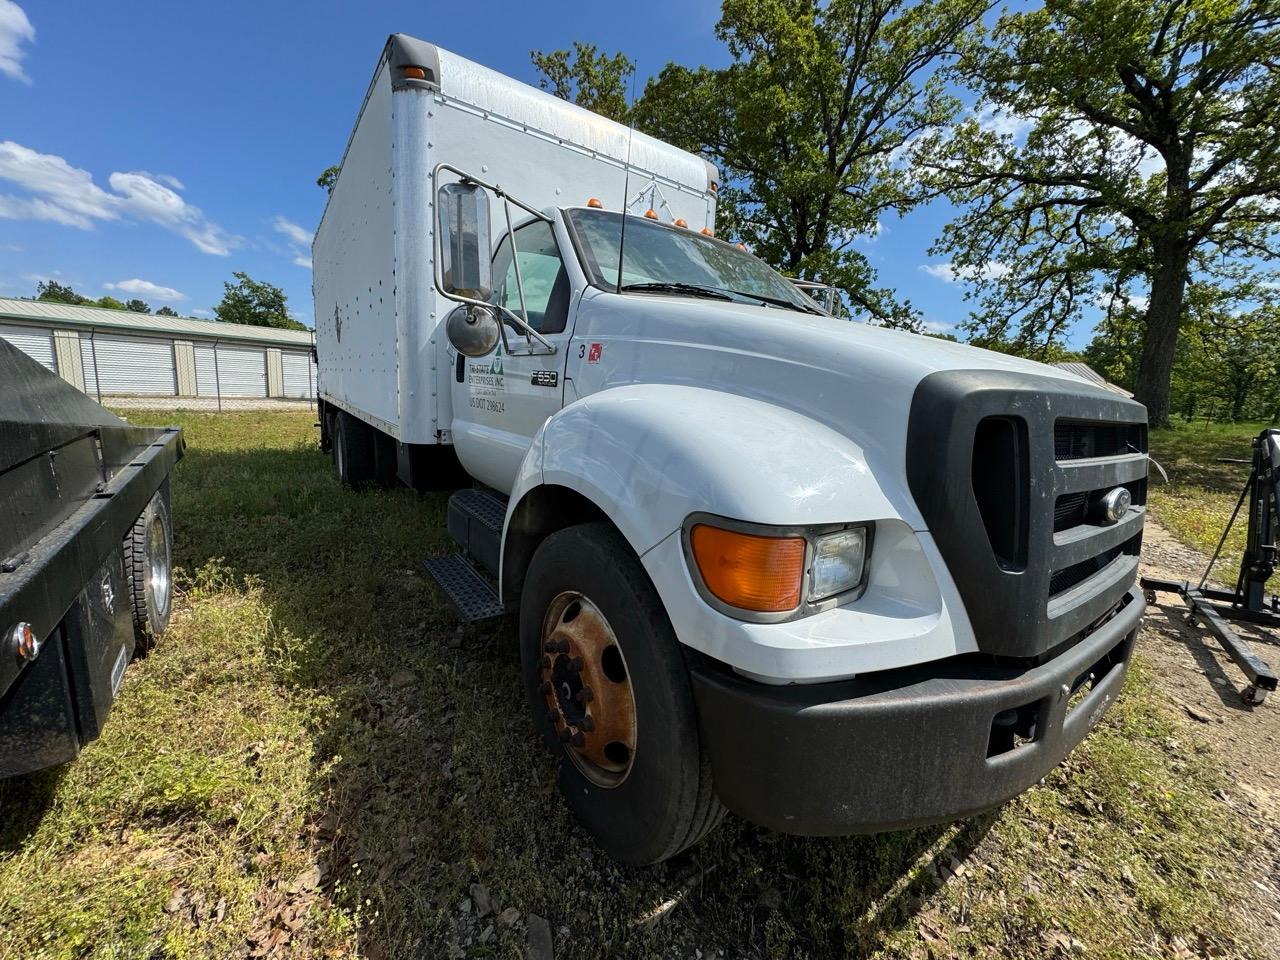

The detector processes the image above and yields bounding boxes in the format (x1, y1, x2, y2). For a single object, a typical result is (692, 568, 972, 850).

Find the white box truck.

(313, 34, 1148, 865)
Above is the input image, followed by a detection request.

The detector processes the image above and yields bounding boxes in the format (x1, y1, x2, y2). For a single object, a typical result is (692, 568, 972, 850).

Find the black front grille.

(1048, 536, 1140, 598)
(907, 370, 1149, 660)
(1053, 479, 1148, 532)
(1054, 492, 1089, 532)
(1054, 420, 1147, 460)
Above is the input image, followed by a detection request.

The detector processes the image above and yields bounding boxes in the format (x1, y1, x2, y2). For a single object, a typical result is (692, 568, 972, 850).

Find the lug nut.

(568, 656, 584, 673)
(539, 654, 551, 669)
(570, 731, 586, 747)
(577, 687, 594, 703)
(558, 728, 572, 743)
(9, 622, 39, 661)
(579, 715, 595, 732)
(539, 680, 553, 695)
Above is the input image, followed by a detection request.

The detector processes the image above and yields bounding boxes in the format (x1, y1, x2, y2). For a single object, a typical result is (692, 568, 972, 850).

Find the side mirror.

(445, 304, 500, 358)
(437, 181, 492, 300)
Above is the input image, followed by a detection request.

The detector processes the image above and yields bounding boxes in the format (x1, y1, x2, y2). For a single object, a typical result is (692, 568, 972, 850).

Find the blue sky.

(0, 0, 1094, 346)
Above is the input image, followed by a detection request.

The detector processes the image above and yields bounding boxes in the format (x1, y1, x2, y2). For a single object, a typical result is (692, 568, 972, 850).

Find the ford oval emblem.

(1100, 487, 1132, 524)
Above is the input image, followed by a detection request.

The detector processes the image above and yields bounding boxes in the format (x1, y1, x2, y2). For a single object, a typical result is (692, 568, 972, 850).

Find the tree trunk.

(1133, 243, 1191, 428)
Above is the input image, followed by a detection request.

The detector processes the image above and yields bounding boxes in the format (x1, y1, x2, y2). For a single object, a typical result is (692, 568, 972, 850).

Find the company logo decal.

(587, 343, 603, 363)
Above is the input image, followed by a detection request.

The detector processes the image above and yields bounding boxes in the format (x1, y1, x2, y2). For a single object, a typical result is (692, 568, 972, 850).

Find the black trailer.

(0, 338, 183, 777)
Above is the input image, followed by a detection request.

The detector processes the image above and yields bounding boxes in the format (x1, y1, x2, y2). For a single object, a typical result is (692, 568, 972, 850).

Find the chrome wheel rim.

(145, 514, 171, 619)
(538, 591, 637, 789)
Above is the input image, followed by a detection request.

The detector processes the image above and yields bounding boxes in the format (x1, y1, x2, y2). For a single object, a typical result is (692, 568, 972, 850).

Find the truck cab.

(314, 34, 1148, 865)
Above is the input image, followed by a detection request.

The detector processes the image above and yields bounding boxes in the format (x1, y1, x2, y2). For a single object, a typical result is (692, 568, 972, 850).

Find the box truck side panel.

(313, 62, 400, 434)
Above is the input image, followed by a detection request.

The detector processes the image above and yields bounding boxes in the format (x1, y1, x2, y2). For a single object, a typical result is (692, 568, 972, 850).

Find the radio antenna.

(615, 62, 639, 293)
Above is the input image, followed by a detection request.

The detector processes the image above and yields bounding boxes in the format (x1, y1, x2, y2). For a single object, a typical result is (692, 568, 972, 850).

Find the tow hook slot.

(1064, 640, 1125, 715)
(988, 698, 1045, 757)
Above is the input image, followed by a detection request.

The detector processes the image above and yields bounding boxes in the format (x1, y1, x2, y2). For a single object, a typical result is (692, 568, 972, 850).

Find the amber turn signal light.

(690, 524, 805, 612)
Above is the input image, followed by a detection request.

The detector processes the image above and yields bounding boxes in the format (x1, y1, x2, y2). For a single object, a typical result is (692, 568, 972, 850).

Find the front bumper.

(690, 588, 1142, 835)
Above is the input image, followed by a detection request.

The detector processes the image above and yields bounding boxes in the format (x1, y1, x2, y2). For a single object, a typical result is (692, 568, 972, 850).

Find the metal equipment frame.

(1141, 428, 1280, 705)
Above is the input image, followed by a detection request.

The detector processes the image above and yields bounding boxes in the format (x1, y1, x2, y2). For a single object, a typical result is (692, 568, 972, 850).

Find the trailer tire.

(520, 521, 725, 864)
(123, 481, 173, 655)
(332, 410, 375, 489)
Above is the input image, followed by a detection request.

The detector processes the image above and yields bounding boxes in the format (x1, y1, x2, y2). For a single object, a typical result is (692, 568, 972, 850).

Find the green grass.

(1148, 419, 1273, 578)
(0, 410, 1266, 958)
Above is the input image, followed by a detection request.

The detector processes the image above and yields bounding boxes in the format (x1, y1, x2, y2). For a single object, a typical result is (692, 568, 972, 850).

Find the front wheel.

(520, 522, 724, 864)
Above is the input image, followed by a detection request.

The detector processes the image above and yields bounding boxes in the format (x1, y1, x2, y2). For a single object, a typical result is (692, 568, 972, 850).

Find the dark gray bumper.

(691, 590, 1143, 835)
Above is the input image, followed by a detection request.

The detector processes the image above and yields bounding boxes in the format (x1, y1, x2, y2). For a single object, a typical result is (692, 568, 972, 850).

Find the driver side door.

(449, 216, 573, 492)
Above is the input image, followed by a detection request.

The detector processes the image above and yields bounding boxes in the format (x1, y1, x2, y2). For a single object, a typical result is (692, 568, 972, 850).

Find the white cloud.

(104, 278, 187, 302)
(273, 216, 312, 247)
(919, 261, 1010, 283)
(1095, 289, 1150, 312)
(192, 308, 211, 317)
(273, 215, 313, 268)
(0, 141, 238, 255)
(0, 1, 34, 84)
(974, 104, 1034, 141)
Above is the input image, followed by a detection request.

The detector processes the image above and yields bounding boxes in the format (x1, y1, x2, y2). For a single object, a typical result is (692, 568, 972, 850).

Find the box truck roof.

(327, 34, 719, 217)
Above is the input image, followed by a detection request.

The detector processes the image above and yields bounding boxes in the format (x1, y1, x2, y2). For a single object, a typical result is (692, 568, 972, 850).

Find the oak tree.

(917, 0, 1280, 425)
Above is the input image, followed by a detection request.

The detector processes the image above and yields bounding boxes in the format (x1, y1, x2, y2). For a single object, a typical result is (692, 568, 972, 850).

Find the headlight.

(684, 516, 873, 619)
(809, 527, 868, 602)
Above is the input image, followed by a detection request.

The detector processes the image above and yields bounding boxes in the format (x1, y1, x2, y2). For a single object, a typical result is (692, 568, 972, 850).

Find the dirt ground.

(1139, 519, 1280, 950)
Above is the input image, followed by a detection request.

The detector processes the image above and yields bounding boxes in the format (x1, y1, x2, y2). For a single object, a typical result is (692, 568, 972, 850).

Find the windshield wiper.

(729, 289, 823, 314)
(620, 281, 733, 302)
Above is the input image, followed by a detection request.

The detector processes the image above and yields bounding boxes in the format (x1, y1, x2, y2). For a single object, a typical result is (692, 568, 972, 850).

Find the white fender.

(502, 384, 978, 682)
(529, 383, 902, 555)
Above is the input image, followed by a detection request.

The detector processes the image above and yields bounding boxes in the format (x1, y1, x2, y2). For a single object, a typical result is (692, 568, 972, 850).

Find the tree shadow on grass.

(142, 443, 1001, 958)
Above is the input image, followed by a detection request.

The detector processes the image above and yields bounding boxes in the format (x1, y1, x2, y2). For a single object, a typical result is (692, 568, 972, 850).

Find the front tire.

(520, 522, 724, 864)
(123, 481, 173, 655)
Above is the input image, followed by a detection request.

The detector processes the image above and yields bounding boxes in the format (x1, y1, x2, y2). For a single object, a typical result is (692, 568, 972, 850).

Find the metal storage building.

(0, 298, 316, 402)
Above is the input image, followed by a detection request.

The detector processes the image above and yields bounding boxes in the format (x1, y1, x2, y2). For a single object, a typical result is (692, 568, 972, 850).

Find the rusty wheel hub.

(538, 591, 637, 788)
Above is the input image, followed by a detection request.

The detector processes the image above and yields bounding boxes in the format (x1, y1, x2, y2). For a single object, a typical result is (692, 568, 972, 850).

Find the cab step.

(446, 487, 508, 578)
(423, 554, 504, 622)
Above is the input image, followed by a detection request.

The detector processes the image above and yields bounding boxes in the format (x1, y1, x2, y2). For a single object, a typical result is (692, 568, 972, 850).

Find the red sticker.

(587, 343, 603, 363)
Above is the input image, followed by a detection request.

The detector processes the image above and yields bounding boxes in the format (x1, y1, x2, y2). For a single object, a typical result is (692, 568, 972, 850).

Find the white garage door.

(82, 334, 175, 395)
(0, 323, 56, 372)
(194, 343, 267, 397)
(281, 351, 316, 398)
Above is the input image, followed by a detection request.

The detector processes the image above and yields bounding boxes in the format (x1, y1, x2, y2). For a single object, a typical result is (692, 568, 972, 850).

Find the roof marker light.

(736, 243, 748, 251)
(675, 218, 688, 228)
(701, 227, 714, 237)
(587, 197, 603, 208)
(401, 66, 427, 80)
(644, 209, 659, 220)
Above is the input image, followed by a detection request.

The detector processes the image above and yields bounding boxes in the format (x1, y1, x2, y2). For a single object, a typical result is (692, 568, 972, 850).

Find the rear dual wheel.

(330, 409, 397, 488)
(520, 522, 724, 864)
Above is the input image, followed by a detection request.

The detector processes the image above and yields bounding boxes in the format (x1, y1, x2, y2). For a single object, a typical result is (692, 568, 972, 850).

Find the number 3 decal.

(578, 344, 586, 359)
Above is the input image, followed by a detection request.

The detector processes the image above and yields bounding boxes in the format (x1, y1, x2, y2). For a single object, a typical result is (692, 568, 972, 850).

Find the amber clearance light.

(689, 524, 805, 612)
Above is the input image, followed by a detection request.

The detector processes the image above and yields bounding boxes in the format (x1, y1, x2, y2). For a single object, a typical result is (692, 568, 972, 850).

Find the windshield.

(565, 208, 821, 315)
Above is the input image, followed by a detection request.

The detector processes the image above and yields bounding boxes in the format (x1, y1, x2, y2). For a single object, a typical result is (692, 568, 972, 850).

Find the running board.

(447, 487, 508, 578)
(423, 554, 504, 622)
